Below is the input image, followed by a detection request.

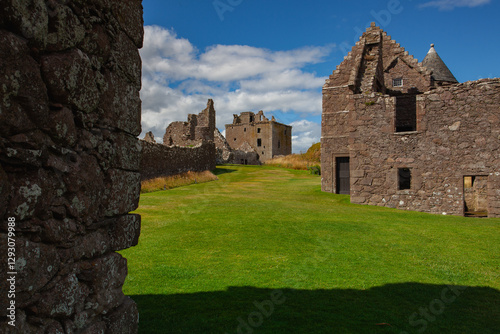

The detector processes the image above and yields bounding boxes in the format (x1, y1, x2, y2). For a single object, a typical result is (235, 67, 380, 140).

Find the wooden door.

(336, 157, 350, 195)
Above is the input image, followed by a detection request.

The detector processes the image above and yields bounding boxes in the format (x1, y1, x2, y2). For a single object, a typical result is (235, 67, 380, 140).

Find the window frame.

(393, 77, 403, 87)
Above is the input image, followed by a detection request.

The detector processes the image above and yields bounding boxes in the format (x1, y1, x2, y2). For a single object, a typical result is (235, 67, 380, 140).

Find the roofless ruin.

(321, 23, 500, 217)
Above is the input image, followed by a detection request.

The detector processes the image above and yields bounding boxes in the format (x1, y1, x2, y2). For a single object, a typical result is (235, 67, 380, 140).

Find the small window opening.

(278, 140, 281, 149)
(234, 138, 237, 141)
(398, 168, 411, 190)
(395, 95, 417, 132)
(257, 128, 261, 133)
(244, 128, 246, 132)
(250, 116, 254, 122)
(393, 77, 403, 87)
(257, 139, 262, 147)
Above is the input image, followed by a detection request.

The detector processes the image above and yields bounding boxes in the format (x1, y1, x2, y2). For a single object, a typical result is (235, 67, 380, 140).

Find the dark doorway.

(398, 168, 411, 190)
(336, 157, 350, 195)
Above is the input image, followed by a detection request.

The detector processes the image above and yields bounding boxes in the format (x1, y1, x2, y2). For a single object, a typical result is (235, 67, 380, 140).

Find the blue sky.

(140, 0, 499, 153)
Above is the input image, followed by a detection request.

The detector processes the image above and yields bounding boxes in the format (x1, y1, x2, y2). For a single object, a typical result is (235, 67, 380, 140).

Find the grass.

(121, 165, 500, 334)
(141, 170, 218, 193)
(265, 142, 321, 172)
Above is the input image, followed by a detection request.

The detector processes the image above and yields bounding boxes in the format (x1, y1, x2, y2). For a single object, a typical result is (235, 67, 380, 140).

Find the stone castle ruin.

(142, 103, 292, 173)
(321, 23, 500, 217)
(224, 110, 292, 164)
(140, 100, 216, 180)
(163, 99, 216, 147)
(1, 0, 143, 332)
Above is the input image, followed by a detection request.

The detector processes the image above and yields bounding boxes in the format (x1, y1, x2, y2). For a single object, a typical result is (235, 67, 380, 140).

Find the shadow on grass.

(213, 167, 238, 176)
(130, 283, 499, 334)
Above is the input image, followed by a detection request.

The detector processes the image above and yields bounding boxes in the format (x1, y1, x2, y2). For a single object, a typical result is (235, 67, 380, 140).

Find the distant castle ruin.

(321, 23, 500, 217)
(224, 110, 292, 163)
(141, 102, 293, 176)
(140, 100, 216, 180)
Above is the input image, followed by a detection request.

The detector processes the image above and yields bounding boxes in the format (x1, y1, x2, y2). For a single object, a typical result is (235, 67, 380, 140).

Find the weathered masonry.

(1, 0, 143, 332)
(141, 100, 216, 180)
(321, 23, 500, 217)
(225, 110, 292, 163)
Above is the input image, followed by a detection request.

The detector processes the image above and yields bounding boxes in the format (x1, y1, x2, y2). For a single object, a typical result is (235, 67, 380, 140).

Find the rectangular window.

(398, 168, 411, 190)
(257, 139, 262, 147)
(395, 95, 417, 132)
(244, 128, 246, 132)
(393, 77, 403, 87)
(257, 128, 261, 133)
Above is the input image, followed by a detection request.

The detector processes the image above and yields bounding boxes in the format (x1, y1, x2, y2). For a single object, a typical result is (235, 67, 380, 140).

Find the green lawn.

(120, 165, 500, 334)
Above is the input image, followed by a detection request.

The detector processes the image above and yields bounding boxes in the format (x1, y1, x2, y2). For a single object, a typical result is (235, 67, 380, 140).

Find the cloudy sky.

(140, 0, 499, 153)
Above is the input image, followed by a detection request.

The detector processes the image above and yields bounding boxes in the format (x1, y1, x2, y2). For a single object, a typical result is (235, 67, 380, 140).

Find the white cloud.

(289, 120, 321, 154)
(419, 0, 491, 10)
(140, 25, 331, 152)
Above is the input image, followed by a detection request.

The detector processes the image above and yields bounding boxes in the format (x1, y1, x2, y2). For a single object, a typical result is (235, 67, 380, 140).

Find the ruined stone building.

(163, 99, 216, 147)
(1, 0, 143, 332)
(141, 100, 216, 180)
(321, 23, 500, 217)
(225, 110, 292, 163)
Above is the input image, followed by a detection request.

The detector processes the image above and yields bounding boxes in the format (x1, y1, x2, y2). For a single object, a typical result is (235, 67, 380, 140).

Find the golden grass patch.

(141, 170, 218, 193)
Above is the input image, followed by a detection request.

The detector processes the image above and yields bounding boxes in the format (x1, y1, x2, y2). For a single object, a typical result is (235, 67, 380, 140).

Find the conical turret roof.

(422, 44, 458, 83)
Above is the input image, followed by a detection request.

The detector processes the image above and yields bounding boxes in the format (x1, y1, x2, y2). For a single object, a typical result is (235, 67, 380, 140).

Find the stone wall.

(348, 80, 500, 217)
(140, 141, 216, 181)
(0, 0, 143, 332)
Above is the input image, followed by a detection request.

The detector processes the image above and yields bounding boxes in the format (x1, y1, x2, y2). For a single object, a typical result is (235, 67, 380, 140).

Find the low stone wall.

(0, 0, 143, 332)
(140, 141, 216, 181)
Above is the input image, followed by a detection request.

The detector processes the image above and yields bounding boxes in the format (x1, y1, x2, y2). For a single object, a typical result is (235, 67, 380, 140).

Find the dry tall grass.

(264, 142, 321, 173)
(141, 170, 218, 193)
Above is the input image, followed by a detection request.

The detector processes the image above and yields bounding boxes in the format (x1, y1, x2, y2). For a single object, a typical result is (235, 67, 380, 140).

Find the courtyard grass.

(120, 165, 500, 334)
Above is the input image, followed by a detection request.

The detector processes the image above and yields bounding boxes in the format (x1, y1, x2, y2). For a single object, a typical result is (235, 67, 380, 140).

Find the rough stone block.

(45, 2, 86, 51)
(0, 0, 48, 47)
(111, 31, 142, 89)
(36, 274, 91, 317)
(41, 49, 100, 113)
(97, 71, 142, 136)
(111, 0, 144, 48)
(0, 237, 60, 315)
(104, 170, 141, 216)
(0, 31, 49, 136)
(104, 297, 139, 334)
(110, 214, 141, 251)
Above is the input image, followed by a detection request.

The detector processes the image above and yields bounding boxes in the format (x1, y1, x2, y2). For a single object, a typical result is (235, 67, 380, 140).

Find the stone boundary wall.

(1, 0, 143, 332)
(140, 141, 216, 181)
(349, 79, 500, 217)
